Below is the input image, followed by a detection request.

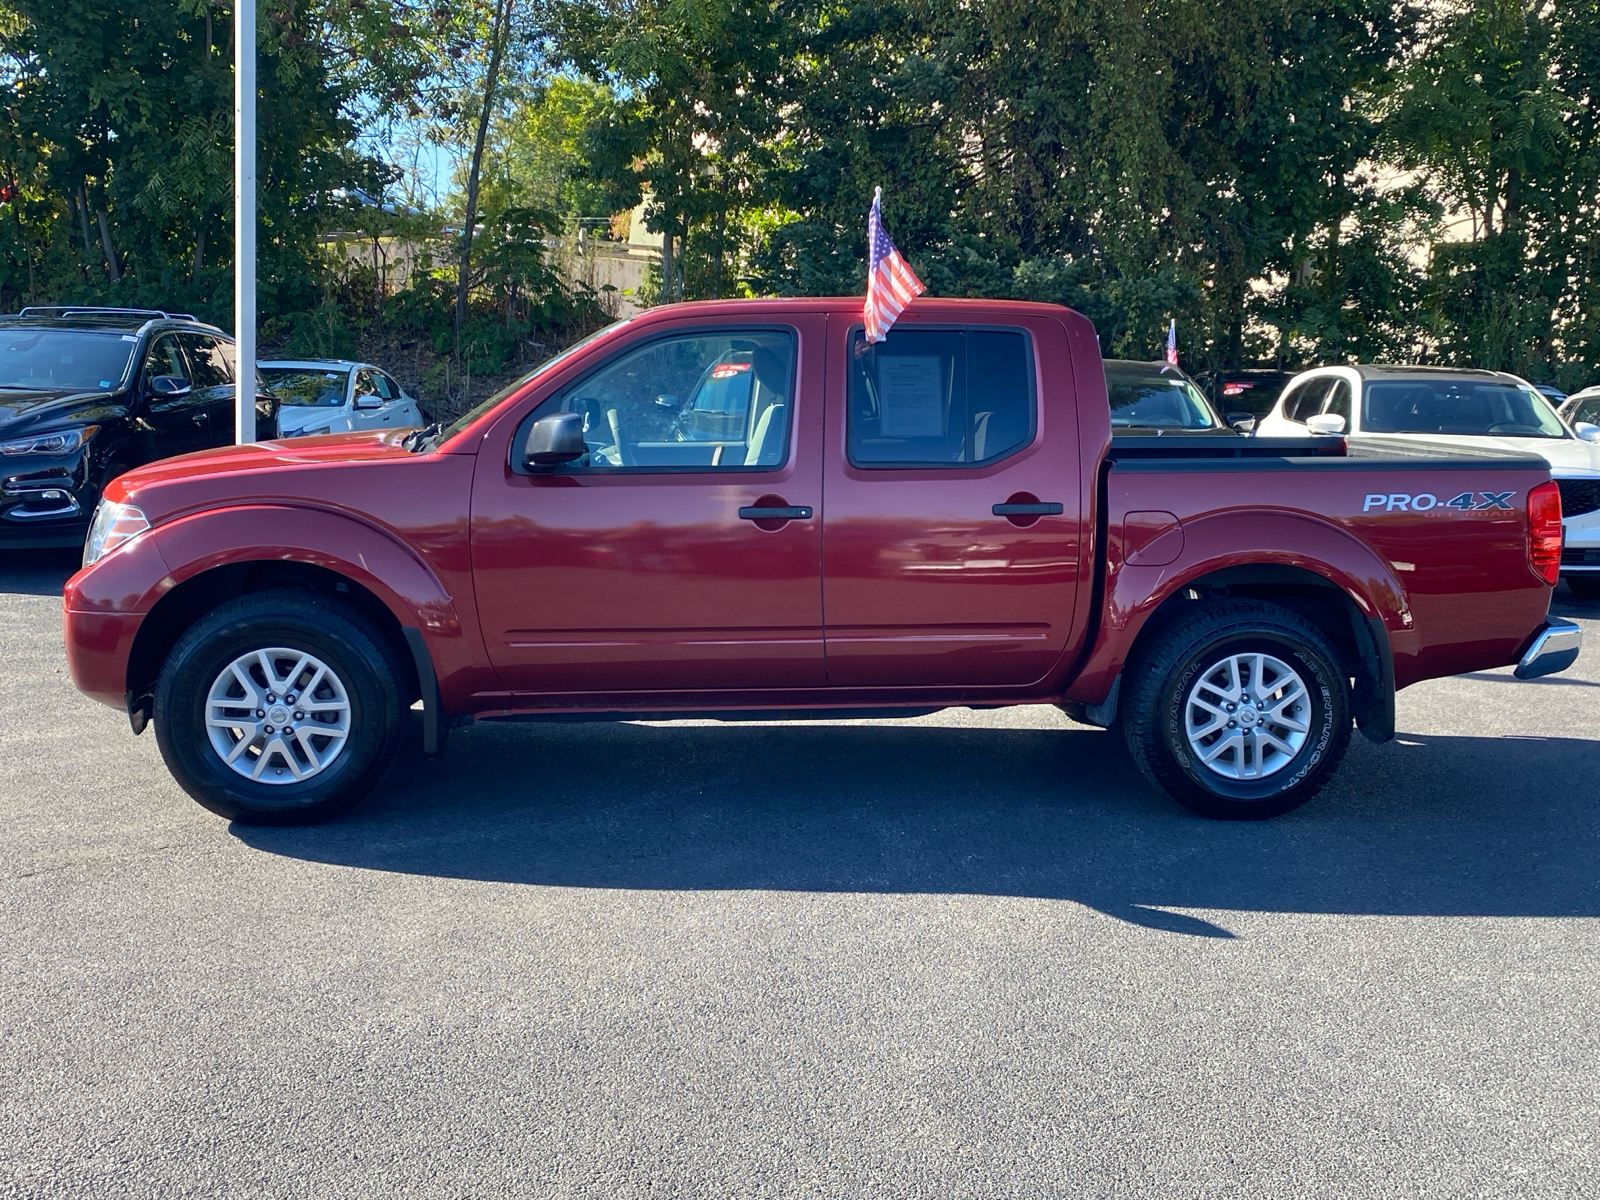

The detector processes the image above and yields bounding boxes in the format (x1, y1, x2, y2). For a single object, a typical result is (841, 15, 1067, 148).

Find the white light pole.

(234, 0, 256, 443)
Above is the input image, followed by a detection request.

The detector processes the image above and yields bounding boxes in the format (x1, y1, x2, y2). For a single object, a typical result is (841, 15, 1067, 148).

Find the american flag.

(1165, 319, 1179, 366)
(864, 187, 925, 342)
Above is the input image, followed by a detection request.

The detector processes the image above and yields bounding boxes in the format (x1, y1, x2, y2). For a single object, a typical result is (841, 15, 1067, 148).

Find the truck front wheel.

(1121, 600, 1351, 819)
(153, 590, 405, 824)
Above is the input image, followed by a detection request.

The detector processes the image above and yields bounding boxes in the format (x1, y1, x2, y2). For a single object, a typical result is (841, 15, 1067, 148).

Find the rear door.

(176, 332, 237, 447)
(470, 315, 826, 696)
(820, 317, 1086, 687)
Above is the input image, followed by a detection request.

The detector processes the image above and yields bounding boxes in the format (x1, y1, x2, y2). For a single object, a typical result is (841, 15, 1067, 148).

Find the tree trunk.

(190, 224, 206, 284)
(12, 195, 35, 304)
(660, 229, 674, 305)
(455, 0, 514, 363)
(712, 201, 725, 300)
(96, 208, 122, 283)
(76, 184, 94, 254)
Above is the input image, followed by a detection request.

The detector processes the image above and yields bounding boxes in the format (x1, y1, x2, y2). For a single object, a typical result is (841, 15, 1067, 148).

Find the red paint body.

(63, 299, 1556, 722)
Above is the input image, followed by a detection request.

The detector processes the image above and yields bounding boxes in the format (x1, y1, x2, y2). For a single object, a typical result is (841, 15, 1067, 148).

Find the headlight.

(83, 500, 150, 567)
(0, 426, 97, 456)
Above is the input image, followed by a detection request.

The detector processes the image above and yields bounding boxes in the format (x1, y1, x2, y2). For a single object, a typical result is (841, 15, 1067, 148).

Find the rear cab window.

(847, 326, 1034, 466)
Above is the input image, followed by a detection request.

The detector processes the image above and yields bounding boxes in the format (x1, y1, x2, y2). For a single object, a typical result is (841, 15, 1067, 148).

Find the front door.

(821, 318, 1086, 688)
(472, 318, 826, 697)
(137, 333, 211, 455)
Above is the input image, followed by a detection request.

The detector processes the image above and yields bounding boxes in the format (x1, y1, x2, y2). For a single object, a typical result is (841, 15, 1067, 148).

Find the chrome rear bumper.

(1515, 617, 1583, 680)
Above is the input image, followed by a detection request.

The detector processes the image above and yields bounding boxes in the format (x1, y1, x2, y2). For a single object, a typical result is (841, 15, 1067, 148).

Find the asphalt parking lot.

(2, 550, 1597, 1199)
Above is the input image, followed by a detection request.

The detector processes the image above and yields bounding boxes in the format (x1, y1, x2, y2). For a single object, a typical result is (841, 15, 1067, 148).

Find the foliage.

(0, 0, 1597, 390)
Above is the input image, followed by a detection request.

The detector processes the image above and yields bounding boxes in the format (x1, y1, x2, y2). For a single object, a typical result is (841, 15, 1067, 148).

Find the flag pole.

(234, 0, 256, 443)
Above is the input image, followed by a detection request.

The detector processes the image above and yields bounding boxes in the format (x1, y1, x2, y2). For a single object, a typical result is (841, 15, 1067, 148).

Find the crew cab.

(62, 299, 1581, 825)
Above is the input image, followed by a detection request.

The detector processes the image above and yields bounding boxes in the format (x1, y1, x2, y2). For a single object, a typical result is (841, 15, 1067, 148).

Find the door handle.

(739, 505, 813, 520)
(992, 502, 1063, 516)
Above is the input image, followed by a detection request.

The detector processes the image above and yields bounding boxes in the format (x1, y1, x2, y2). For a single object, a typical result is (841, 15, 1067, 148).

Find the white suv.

(259, 359, 424, 437)
(1257, 364, 1600, 599)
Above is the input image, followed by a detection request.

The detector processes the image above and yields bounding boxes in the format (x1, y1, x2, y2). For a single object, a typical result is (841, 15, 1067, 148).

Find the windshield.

(1105, 364, 1221, 430)
(261, 367, 350, 408)
(0, 329, 137, 392)
(1363, 379, 1568, 439)
(435, 319, 628, 448)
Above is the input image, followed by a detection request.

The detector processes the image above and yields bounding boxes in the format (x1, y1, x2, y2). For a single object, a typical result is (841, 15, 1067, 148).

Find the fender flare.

(145, 503, 463, 637)
(1068, 510, 1410, 736)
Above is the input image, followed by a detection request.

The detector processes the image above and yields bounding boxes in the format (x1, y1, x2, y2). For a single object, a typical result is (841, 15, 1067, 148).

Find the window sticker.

(877, 355, 944, 437)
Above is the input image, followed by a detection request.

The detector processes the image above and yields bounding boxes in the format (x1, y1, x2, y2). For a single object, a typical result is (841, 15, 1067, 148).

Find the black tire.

(153, 589, 405, 824)
(1120, 600, 1352, 820)
(1566, 576, 1600, 601)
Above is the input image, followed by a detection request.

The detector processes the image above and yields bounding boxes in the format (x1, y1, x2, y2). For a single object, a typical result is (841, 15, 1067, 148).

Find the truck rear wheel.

(1121, 600, 1351, 819)
(153, 590, 405, 824)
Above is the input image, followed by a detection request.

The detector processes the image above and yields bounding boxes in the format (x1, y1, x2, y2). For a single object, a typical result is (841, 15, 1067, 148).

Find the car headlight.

(83, 500, 150, 567)
(0, 426, 97, 456)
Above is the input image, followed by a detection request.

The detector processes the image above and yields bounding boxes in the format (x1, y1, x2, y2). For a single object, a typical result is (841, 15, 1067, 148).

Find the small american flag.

(1165, 319, 1179, 366)
(865, 187, 925, 342)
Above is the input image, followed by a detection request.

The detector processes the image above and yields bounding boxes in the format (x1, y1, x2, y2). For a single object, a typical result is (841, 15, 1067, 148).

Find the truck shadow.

(232, 719, 1600, 937)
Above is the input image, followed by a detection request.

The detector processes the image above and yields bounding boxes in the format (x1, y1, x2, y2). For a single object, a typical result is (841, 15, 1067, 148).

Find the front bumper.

(1515, 617, 1583, 680)
(2, 451, 92, 547)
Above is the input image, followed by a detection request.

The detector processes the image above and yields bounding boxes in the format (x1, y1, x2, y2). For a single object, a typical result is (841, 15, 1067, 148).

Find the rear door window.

(847, 327, 1034, 466)
(178, 334, 234, 387)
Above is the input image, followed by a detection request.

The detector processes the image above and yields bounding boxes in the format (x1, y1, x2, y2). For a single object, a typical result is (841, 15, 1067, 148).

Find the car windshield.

(0, 329, 138, 391)
(1363, 379, 1567, 439)
(1105, 364, 1221, 430)
(261, 367, 350, 408)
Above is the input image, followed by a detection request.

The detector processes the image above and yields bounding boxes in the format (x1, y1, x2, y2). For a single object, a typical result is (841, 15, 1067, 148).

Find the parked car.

(0, 306, 277, 550)
(259, 359, 424, 437)
(1256, 364, 1600, 599)
(1105, 359, 1251, 434)
(1195, 368, 1296, 420)
(1555, 386, 1600, 598)
(65, 299, 1578, 827)
(1533, 382, 1568, 407)
(1558, 386, 1600, 433)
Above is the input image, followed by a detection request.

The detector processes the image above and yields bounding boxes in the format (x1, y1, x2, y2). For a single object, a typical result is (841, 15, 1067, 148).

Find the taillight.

(1528, 480, 1562, 585)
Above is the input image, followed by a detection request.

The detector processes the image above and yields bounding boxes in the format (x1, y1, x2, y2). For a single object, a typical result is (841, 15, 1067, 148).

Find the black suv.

(0, 308, 277, 549)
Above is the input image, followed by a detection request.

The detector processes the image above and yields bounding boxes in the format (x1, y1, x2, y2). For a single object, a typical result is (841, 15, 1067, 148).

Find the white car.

(259, 359, 424, 438)
(1256, 364, 1600, 599)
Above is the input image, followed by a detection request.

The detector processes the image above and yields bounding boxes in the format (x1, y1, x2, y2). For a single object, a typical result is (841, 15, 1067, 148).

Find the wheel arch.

(124, 504, 464, 723)
(1067, 511, 1407, 743)
(127, 559, 423, 722)
(1125, 562, 1394, 743)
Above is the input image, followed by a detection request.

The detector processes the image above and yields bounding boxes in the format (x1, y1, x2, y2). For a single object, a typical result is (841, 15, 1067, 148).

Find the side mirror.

(654, 394, 680, 409)
(149, 375, 191, 398)
(1575, 421, 1600, 443)
(523, 412, 586, 466)
(1306, 413, 1347, 436)
(1225, 412, 1257, 434)
(354, 391, 384, 410)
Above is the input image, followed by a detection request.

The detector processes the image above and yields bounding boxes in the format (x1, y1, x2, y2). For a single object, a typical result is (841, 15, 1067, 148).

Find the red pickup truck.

(63, 298, 1581, 824)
